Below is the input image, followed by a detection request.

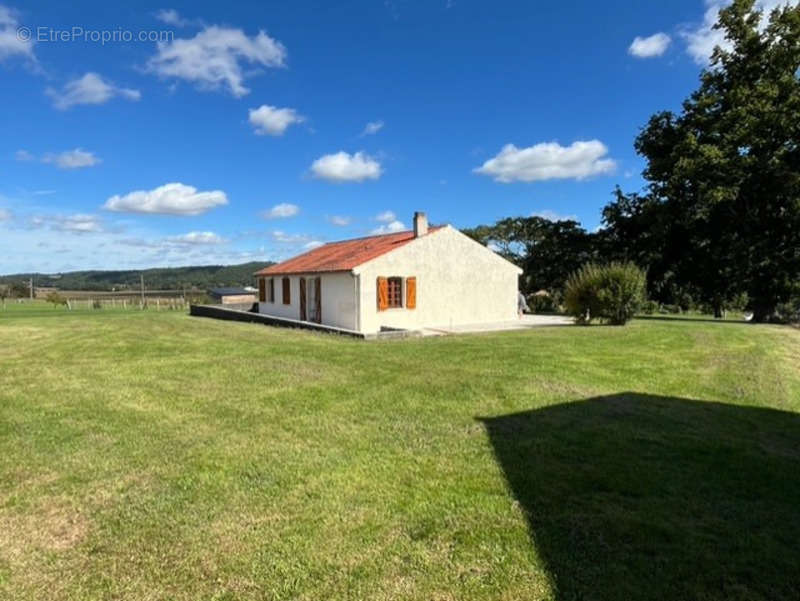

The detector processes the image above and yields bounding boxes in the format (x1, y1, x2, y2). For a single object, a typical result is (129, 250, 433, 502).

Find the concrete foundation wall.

(190, 304, 365, 338)
(220, 294, 257, 305)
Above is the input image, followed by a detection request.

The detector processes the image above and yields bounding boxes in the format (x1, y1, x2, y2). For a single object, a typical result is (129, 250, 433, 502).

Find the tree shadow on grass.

(478, 393, 800, 601)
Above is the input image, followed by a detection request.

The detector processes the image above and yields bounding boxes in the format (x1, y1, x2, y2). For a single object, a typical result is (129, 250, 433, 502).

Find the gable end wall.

(354, 226, 521, 333)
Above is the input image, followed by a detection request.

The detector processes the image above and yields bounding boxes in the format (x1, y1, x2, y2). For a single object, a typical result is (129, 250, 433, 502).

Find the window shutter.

(269, 278, 275, 303)
(258, 278, 266, 302)
(282, 277, 291, 304)
(377, 277, 388, 311)
(315, 277, 322, 321)
(299, 278, 307, 321)
(406, 277, 416, 309)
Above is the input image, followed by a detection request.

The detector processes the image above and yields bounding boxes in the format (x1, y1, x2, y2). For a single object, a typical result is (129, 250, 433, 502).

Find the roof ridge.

(322, 224, 445, 247)
(254, 225, 448, 276)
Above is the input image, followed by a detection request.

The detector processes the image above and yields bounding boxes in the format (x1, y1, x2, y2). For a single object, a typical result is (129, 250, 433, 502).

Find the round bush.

(564, 262, 647, 325)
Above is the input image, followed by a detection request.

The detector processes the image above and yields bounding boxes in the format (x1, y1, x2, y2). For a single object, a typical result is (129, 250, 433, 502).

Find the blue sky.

(0, 0, 779, 273)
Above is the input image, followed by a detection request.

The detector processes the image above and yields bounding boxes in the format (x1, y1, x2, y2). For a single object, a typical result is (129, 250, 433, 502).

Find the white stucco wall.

(257, 272, 357, 331)
(354, 225, 522, 334)
(317, 272, 358, 330)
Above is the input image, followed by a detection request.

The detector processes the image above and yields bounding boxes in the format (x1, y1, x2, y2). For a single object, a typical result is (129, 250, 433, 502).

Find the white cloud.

(0, 208, 11, 221)
(42, 148, 101, 169)
(46, 73, 141, 110)
(303, 240, 324, 250)
(628, 32, 671, 58)
(375, 210, 396, 223)
(270, 230, 311, 244)
(370, 220, 406, 235)
(24, 213, 105, 233)
(682, 1, 728, 64)
(168, 231, 225, 244)
(327, 215, 351, 226)
(361, 120, 384, 136)
(532, 210, 579, 222)
(262, 203, 299, 219)
(310, 151, 382, 183)
(54, 214, 104, 233)
(248, 104, 304, 136)
(0, 5, 35, 63)
(146, 25, 287, 97)
(154, 9, 201, 27)
(15, 149, 34, 161)
(103, 182, 228, 215)
(155, 8, 184, 25)
(682, 0, 798, 65)
(0, 217, 273, 273)
(474, 140, 616, 183)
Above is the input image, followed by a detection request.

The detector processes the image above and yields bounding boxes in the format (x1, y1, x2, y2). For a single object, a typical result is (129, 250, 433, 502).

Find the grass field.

(1, 303, 799, 600)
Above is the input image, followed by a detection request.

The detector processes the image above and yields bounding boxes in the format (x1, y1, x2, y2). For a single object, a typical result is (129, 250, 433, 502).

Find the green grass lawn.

(1, 303, 799, 600)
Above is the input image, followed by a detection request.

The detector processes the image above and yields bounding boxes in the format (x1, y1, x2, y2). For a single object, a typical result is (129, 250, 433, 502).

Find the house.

(253, 212, 522, 334)
(208, 287, 257, 305)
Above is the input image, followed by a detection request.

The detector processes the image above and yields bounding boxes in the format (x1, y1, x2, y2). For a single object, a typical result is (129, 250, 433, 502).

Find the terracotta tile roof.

(255, 227, 444, 276)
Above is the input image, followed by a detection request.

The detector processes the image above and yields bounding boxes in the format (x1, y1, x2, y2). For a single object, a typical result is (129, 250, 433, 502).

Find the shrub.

(529, 292, 558, 314)
(677, 291, 694, 313)
(45, 291, 68, 308)
(641, 300, 660, 315)
(773, 298, 800, 324)
(564, 262, 647, 325)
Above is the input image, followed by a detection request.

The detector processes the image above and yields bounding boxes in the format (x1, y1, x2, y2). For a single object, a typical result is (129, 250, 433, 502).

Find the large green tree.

(606, 0, 800, 320)
(463, 216, 596, 294)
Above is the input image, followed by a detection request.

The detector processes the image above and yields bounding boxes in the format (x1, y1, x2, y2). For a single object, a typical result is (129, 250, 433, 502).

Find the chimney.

(413, 211, 428, 237)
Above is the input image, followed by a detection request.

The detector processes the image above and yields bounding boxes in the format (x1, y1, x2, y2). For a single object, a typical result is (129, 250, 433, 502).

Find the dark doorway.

(299, 277, 307, 321)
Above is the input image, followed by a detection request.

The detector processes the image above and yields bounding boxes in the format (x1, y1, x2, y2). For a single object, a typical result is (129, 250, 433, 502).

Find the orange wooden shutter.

(406, 277, 416, 309)
(258, 278, 266, 302)
(377, 277, 388, 311)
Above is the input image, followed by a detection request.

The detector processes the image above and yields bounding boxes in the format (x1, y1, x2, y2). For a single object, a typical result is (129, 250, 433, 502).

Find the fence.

(72, 297, 191, 310)
(3, 297, 192, 311)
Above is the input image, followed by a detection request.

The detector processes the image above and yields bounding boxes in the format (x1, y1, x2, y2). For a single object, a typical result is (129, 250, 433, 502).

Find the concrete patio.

(421, 314, 573, 336)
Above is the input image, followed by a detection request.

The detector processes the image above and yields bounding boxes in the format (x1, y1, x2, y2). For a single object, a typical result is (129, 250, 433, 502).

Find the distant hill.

(0, 262, 273, 292)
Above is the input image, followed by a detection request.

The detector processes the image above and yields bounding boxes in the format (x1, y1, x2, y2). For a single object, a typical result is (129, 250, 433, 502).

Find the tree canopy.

(606, 0, 800, 320)
(469, 1, 800, 322)
(463, 216, 595, 294)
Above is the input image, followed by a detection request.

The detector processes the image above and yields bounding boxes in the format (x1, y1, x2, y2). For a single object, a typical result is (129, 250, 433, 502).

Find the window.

(377, 276, 408, 311)
(268, 278, 275, 303)
(387, 277, 402, 308)
(282, 277, 291, 304)
(258, 278, 266, 302)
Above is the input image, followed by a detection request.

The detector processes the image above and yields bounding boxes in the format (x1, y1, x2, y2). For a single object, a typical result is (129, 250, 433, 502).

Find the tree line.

(466, 0, 800, 323)
(0, 261, 271, 294)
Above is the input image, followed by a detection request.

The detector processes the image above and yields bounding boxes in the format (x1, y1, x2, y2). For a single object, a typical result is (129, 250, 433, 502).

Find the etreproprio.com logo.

(17, 26, 174, 45)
